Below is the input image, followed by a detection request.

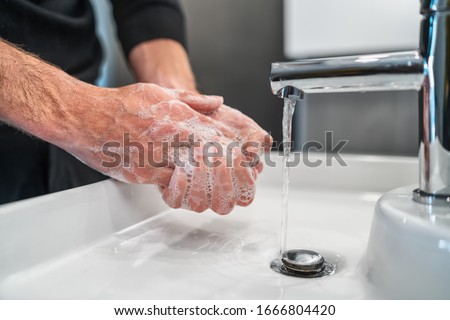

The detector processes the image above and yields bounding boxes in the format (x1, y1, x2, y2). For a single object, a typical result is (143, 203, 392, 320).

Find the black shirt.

(0, 0, 186, 82)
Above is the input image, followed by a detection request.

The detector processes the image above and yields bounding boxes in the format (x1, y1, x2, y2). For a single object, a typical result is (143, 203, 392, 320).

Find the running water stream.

(270, 97, 336, 278)
(280, 98, 296, 254)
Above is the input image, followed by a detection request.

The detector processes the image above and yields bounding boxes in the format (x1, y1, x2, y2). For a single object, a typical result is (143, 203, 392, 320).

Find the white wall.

(284, 0, 421, 58)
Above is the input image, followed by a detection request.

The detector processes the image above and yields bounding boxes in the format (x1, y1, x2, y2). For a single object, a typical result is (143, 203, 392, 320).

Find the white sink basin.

(0, 154, 419, 299)
(364, 186, 450, 299)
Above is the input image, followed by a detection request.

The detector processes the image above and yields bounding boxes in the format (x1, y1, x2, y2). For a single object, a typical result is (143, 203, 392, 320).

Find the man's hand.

(60, 83, 266, 214)
(207, 105, 273, 175)
(127, 38, 273, 177)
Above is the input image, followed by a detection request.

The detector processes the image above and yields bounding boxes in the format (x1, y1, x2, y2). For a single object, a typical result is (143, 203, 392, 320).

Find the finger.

(232, 151, 256, 207)
(184, 157, 209, 213)
(259, 133, 274, 152)
(245, 130, 273, 150)
(210, 157, 235, 215)
(255, 161, 264, 174)
(207, 105, 272, 145)
(207, 105, 247, 133)
(135, 166, 173, 186)
(192, 114, 238, 141)
(174, 90, 223, 113)
(162, 166, 188, 209)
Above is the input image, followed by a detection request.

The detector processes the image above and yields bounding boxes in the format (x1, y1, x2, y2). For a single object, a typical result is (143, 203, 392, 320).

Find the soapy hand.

(206, 104, 273, 175)
(61, 83, 271, 215)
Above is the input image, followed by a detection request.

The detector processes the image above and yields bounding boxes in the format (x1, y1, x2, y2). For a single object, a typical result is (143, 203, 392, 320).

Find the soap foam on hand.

(68, 83, 271, 215)
(159, 133, 259, 215)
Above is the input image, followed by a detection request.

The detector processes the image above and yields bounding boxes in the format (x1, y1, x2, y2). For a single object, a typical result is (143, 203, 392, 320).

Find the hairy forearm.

(128, 39, 197, 91)
(0, 39, 103, 146)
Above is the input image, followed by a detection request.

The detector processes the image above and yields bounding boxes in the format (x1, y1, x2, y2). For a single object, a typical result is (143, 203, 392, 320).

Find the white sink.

(0, 154, 419, 299)
(364, 186, 450, 299)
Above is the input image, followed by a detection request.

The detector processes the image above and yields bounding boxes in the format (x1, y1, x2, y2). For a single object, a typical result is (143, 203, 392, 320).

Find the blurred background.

(91, 0, 422, 156)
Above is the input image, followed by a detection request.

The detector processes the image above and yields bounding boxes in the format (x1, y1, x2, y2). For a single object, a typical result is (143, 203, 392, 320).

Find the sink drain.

(271, 249, 336, 278)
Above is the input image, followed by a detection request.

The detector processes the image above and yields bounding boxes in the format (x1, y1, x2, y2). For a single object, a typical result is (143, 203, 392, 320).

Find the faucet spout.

(270, 0, 450, 205)
(270, 51, 425, 96)
(275, 85, 304, 99)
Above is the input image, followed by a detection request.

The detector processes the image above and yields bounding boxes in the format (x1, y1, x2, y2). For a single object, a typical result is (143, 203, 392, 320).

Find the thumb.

(175, 90, 223, 113)
(147, 167, 174, 187)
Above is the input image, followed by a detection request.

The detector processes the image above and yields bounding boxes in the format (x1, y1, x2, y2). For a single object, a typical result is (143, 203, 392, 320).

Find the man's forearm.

(128, 39, 197, 91)
(0, 39, 98, 146)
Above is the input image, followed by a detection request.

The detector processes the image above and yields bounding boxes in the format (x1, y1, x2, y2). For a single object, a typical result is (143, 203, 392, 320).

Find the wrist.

(49, 81, 119, 151)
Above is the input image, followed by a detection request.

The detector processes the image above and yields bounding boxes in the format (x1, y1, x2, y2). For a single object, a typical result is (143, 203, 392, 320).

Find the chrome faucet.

(270, 0, 450, 206)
